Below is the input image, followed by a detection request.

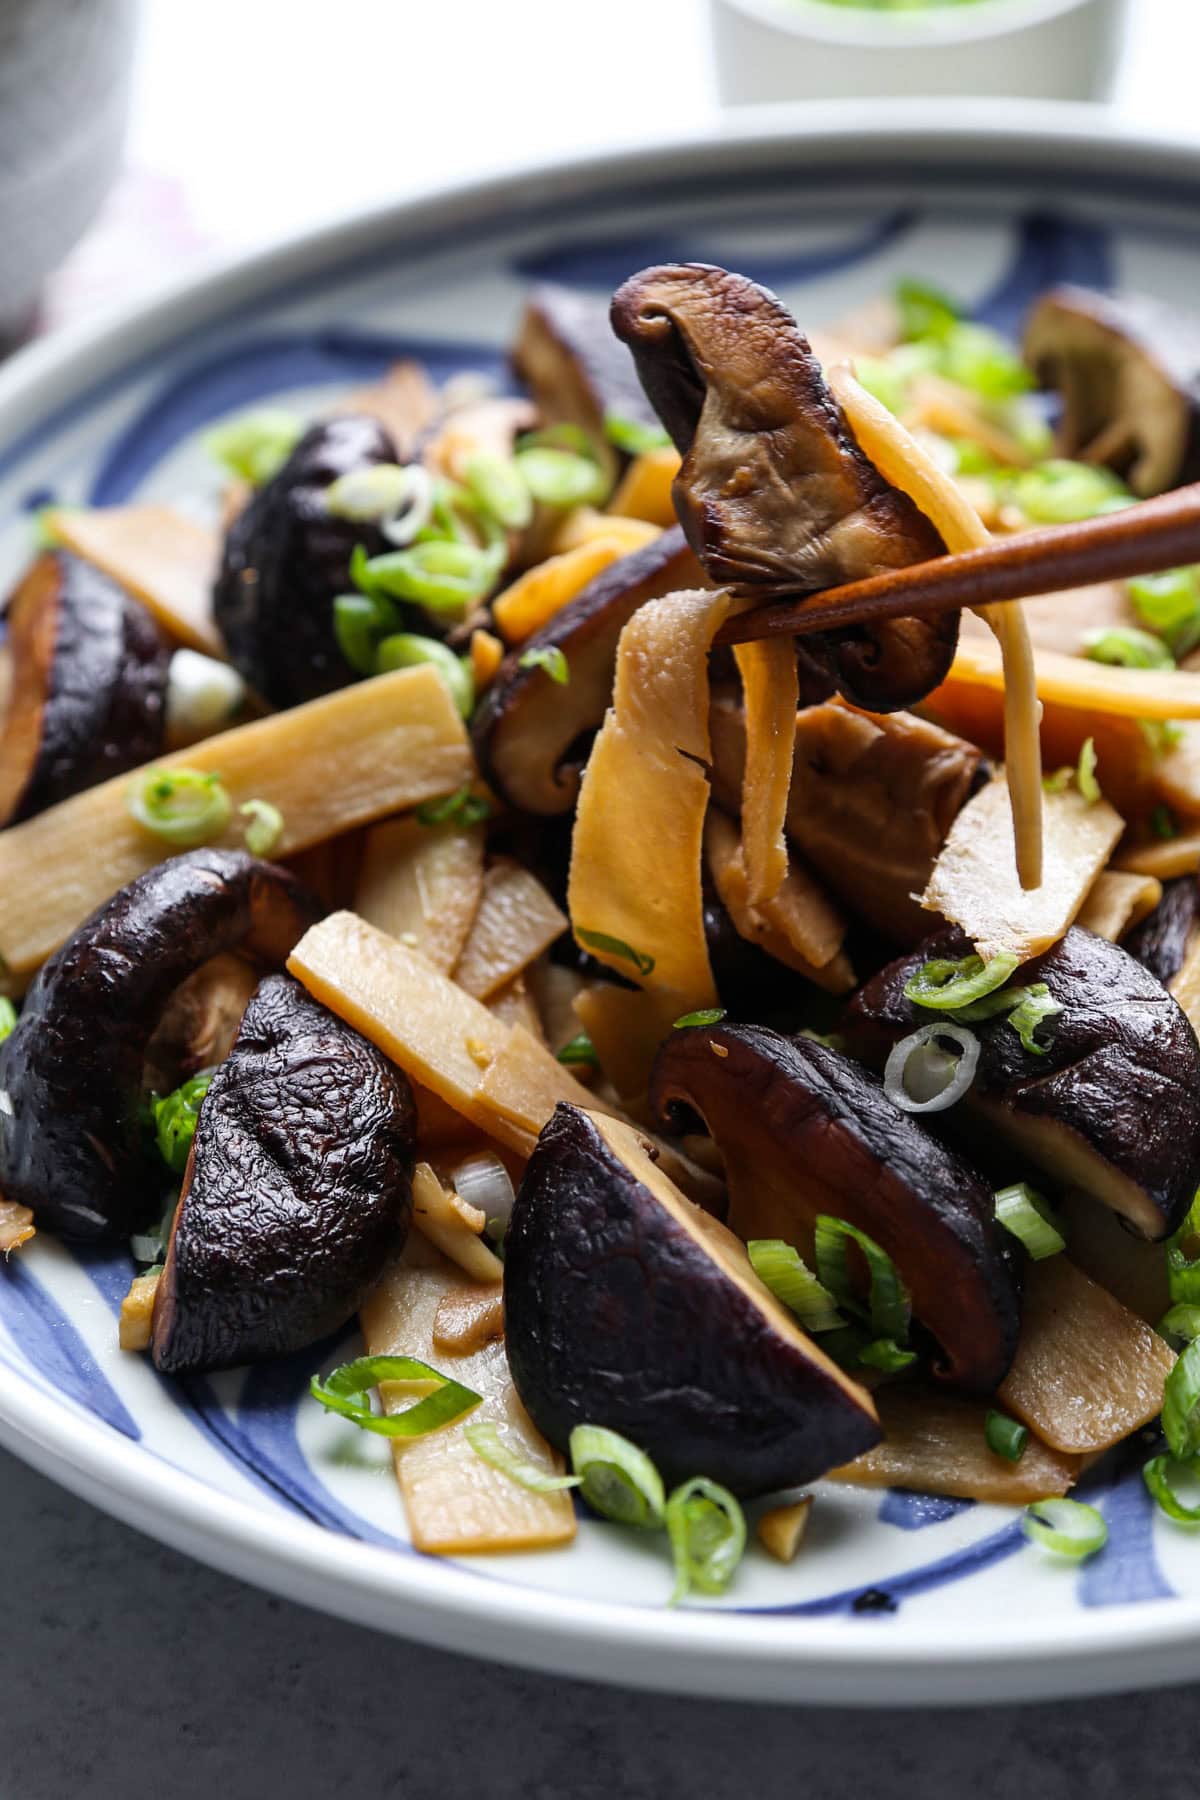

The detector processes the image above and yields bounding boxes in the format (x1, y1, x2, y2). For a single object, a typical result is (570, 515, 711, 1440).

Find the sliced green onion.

(1143, 1455, 1200, 1523)
(514, 445, 609, 510)
(674, 1008, 727, 1029)
(748, 1239, 846, 1334)
(1157, 1304, 1200, 1347)
(518, 644, 569, 685)
(464, 1420, 581, 1492)
(995, 1183, 1065, 1260)
(604, 412, 672, 456)
(1168, 1245, 1200, 1306)
(575, 928, 655, 977)
(985, 1409, 1029, 1463)
(1152, 804, 1178, 841)
(415, 784, 492, 829)
(858, 1338, 918, 1374)
(1129, 567, 1200, 656)
(325, 463, 417, 524)
(814, 1215, 911, 1342)
(127, 767, 233, 848)
(569, 1424, 665, 1528)
(0, 997, 17, 1044)
(377, 633, 474, 718)
(1083, 626, 1176, 671)
(1138, 719, 1185, 758)
(1010, 460, 1127, 524)
(153, 1070, 214, 1175)
(1006, 986, 1065, 1056)
(204, 408, 303, 486)
(903, 950, 1019, 1011)
(556, 1031, 597, 1067)
(895, 277, 961, 343)
(463, 452, 534, 533)
(1042, 766, 1073, 795)
(357, 539, 504, 619)
(883, 1021, 980, 1114)
(1022, 1497, 1108, 1559)
(310, 1354, 481, 1438)
(236, 799, 283, 858)
(1162, 1338, 1200, 1463)
(938, 322, 1031, 400)
(665, 1477, 747, 1603)
(1076, 736, 1101, 804)
(854, 354, 912, 417)
(333, 591, 396, 675)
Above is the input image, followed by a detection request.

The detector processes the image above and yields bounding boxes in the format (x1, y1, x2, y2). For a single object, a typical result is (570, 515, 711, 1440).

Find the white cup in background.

(709, 0, 1128, 106)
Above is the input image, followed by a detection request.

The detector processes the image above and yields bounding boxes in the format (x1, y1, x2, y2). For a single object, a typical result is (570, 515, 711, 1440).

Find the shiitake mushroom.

(842, 925, 1200, 1241)
(152, 973, 415, 1374)
(649, 1023, 1021, 1394)
(610, 262, 955, 711)
(0, 552, 170, 826)
(213, 414, 408, 709)
(0, 849, 320, 1241)
(503, 1103, 881, 1495)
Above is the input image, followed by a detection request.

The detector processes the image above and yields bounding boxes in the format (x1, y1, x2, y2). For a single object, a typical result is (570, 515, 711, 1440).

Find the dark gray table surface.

(0, 1443, 1194, 1800)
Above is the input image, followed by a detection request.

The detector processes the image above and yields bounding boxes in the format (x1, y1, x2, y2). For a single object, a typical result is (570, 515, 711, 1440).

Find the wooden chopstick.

(714, 481, 1200, 648)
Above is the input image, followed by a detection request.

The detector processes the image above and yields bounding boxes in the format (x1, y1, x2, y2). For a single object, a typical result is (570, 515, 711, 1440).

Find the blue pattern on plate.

(89, 330, 508, 507)
(974, 211, 1114, 335)
(879, 1489, 974, 1531)
(1078, 1460, 1176, 1607)
(0, 1252, 139, 1440)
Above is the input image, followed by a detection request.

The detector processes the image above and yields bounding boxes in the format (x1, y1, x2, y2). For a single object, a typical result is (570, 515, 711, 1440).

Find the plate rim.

(4, 95, 1200, 1705)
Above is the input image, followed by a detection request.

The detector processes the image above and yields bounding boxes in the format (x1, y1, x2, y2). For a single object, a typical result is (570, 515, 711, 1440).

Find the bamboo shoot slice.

(569, 587, 729, 1019)
(1116, 830, 1200, 881)
(346, 360, 439, 457)
(452, 860, 567, 1000)
(550, 508, 661, 556)
(572, 982, 672, 1101)
(830, 365, 1044, 891)
(706, 809, 852, 990)
(0, 666, 473, 984)
(410, 1161, 504, 1283)
(354, 816, 485, 972)
(486, 975, 545, 1040)
(433, 1283, 505, 1354)
(734, 637, 798, 906)
(119, 1272, 160, 1351)
(492, 536, 638, 642)
(756, 1497, 813, 1564)
(0, 1200, 34, 1254)
(997, 1257, 1176, 1454)
(1076, 869, 1163, 942)
(1170, 936, 1200, 1036)
(607, 446, 681, 526)
(920, 775, 1123, 964)
(828, 1385, 1079, 1503)
(49, 505, 223, 657)
(361, 1251, 575, 1554)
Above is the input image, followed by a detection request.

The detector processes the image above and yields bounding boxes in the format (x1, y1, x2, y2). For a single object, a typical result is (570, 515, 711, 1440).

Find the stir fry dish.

(9, 259, 1200, 1603)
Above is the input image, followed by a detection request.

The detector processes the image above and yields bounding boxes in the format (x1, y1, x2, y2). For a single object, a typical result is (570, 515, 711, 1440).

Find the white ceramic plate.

(2, 100, 1200, 1706)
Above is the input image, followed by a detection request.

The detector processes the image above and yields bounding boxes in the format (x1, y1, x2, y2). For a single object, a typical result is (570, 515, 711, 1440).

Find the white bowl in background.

(709, 0, 1128, 105)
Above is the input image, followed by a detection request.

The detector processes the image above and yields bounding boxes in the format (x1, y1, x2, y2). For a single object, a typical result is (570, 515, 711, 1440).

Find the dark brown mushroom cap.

(503, 1102, 881, 1495)
(841, 925, 1200, 1241)
(471, 527, 704, 813)
(1123, 876, 1200, 989)
(513, 283, 661, 472)
(610, 262, 955, 711)
(0, 849, 321, 1242)
(151, 972, 414, 1375)
(0, 552, 169, 827)
(213, 414, 405, 709)
(1023, 285, 1200, 497)
(649, 1022, 1021, 1393)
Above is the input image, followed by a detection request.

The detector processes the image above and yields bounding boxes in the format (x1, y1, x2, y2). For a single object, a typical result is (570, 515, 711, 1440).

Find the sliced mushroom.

(0, 552, 169, 827)
(1023, 285, 1200, 496)
(649, 1023, 1021, 1393)
(143, 952, 261, 1094)
(1123, 875, 1200, 988)
(0, 849, 321, 1241)
(842, 925, 1200, 1240)
(710, 697, 985, 945)
(513, 283, 662, 477)
(610, 263, 954, 710)
(213, 415, 405, 708)
(503, 1103, 881, 1495)
(151, 973, 414, 1374)
(471, 526, 703, 813)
